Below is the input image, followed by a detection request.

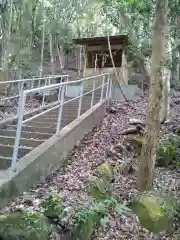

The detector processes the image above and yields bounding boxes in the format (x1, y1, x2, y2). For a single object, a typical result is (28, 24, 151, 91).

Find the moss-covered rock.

(40, 191, 64, 218)
(125, 136, 145, 155)
(0, 212, 50, 240)
(95, 162, 114, 181)
(89, 178, 111, 201)
(129, 193, 176, 233)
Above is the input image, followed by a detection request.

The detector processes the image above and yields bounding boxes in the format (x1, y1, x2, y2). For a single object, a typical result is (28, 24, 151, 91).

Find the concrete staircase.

(0, 92, 103, 170)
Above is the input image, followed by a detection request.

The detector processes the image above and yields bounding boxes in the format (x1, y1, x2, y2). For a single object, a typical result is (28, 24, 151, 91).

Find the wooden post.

(121, 51, 128, 85)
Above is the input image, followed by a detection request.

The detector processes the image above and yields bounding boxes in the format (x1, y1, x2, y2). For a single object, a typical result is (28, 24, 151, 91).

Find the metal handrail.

(11, 73, 112, 171)
(0, 74, 68, 85)
(0, 75, 69, 116)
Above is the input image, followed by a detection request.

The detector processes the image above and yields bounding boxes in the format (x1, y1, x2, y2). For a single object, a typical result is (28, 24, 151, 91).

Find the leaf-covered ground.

(0, 97, 41, 120)
(2, 90, 180, 239)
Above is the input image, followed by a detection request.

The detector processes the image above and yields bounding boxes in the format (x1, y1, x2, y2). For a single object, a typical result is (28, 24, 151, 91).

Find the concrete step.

(8, 125, 57, 134)
(28, 117, 58, 123)
(0, 156, 15, 169)
(0, 93, 103, 170)
(0, 135, 44, 147)
(24, 121, 57, 128)
(23, 116, 75, 127)
(0, 144, 32, 158)
(0, 129, 53, 140)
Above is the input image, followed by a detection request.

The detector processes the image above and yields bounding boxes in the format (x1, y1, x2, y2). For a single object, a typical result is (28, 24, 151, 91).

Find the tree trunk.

(177, 51, 180, 87)
(39, 0, 45, 78)
(160, 20, 170, 123)
(121, 51, 128, 85)
(49, 33, 55, 76)
(160, 67, 170, 123)
(57, 45, 64, 70)
(1, 0, 13, 82)
(137, 0, 168, 192)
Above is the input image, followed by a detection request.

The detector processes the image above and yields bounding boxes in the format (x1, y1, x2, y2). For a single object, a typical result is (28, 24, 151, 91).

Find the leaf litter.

(2, 89, 180, 239)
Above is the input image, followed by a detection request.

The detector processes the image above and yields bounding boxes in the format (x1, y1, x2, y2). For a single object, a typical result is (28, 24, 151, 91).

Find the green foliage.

(156, 142, 176, 167)
(73, 198, 129, 240)
(0, 211, 50, 240)
(156, 137, 180, 167)
(40, 191, 64, 218)
(96, 199, 130, 227)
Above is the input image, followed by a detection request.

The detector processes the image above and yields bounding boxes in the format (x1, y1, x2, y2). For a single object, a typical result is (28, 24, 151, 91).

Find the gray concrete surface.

(111, 84, 141, 101)
(0, 100, 107, 209)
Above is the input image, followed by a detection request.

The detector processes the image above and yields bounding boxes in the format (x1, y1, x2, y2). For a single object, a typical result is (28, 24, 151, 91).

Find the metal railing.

(11, 73, 112, 171)
(0, 75, 69, 119)
(0, 74, 69, 103)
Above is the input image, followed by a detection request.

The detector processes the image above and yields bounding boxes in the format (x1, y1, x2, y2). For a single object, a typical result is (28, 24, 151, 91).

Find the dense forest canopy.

(0, 0, 179, 86)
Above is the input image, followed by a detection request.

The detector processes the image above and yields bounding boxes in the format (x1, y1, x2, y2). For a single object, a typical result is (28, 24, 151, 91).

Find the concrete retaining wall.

(111, 84, 141, 101)
(0, 100, 107, 209)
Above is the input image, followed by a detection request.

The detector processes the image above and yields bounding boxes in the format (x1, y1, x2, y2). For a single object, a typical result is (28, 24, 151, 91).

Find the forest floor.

(0, 96, 41, 120)
(2, 89, 180, 240)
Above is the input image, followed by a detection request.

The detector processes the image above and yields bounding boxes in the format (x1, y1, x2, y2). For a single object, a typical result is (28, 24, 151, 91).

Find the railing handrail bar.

(22, 83, 107, 124)
(11, 73, 111, 171)
(0, 74, 69, 85)
(24, 73, 109, 95)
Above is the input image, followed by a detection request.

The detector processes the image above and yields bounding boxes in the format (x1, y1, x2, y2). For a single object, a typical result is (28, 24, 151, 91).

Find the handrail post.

(91, 77, 96, 108)
(18, 81, 24, 95)
(106, 75, 110, 100)
(65, 75, 69, 95)
(58, 83, 61, 101)
(56, 85, 65, 134)
(77, 82, 84, 118)
(17, 81, 24, 116)
(108, 76, 112, 105)
(32, 77, 35, 89)
(38, 78, 41, 87)
(11, 92, 26, 171)
(42, 78, 47, 106)
(58, 76, 63, 97)
(109, 76, 112, 98)
(100, 75, 105, 101)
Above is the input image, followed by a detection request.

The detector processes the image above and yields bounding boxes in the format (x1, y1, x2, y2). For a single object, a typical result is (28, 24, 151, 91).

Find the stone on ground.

(129, 193, 176, 233)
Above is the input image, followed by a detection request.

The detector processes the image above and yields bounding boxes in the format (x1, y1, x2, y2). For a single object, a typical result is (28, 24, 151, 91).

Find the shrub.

(73, 198, 129, 240)
(0, 211, 50, 240)
(40, 191, 64, 218)
(156, 142, 176, 167)
(156, 136, 180, 167)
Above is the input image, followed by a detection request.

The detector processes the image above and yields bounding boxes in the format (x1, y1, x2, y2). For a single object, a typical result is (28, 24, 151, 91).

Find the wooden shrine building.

(73, 35, 129, 87)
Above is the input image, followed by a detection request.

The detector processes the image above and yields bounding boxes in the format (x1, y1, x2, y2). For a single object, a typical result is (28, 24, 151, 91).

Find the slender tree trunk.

(160, 21, 170, 123)
(160, 67, 170, 122)
(39, 0, 45, 78)
(1, 0, 13, 82)
(177, 51, 180, 87)
(137, 0, 168, 192)
(171, 47, 177, 85)
(57, 46, 64, 71)
(49, 33, 55, 76)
